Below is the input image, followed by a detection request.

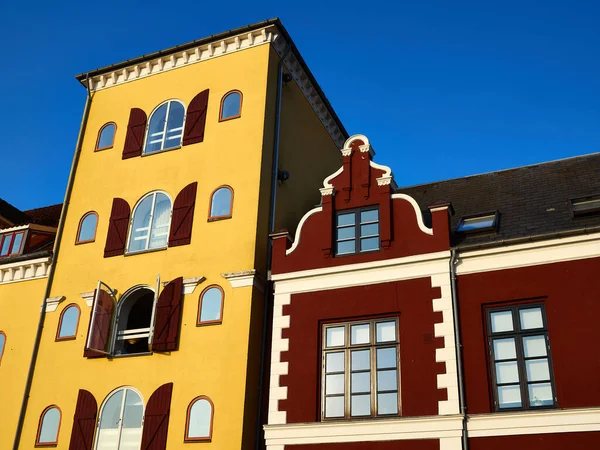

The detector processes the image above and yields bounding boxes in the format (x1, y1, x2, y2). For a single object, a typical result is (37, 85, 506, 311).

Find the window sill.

(141, 145, 181, 157)
(184, 437, 212, 443)
(124, 246, 167, 257)
(111, 351, 153, 359)
(207, 215, 232, 222)
(196, 320, 223, 327)
(94, 145, 113, 152)
(55, 336, 77, 342)
(219, 114, 241, 122)
(334, 248, 381, 258)
(75, 239, 95, 245)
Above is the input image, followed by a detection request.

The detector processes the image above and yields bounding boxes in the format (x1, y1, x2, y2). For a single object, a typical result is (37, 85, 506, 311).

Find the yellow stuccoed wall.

(19, 43, 273, 450)
(0, 277, 48, 450)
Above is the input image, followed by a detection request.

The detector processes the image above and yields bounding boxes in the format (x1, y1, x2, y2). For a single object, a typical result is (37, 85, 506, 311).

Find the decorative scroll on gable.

(270, 134, 453, 275)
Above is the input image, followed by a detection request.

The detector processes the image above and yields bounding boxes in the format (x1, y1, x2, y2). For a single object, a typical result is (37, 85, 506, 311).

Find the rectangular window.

(0, 231, 25, 257)
(335, 208, 380, 256)
(457, 212, 498, 233)
(487, 304, 556, 411)
(570, 195, 600, 217)
(322, 318, 399, 419)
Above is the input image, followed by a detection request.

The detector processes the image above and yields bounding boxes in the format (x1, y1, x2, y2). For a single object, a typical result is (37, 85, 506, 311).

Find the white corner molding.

(45, 296, 66, 312)
(391, 193, 434, 236)
(467, 407, 600, 437)
(322, 167, 343, 190)
(0, 256, 51, 285)
(268, 292, 291, 425)
(222, 270, 266, 292)
(80, 291, 95, 307)
(286, 207, 323, 256)
(161, 276, 205, 294)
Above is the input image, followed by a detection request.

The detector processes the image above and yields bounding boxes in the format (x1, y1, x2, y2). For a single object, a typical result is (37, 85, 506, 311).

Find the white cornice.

(80, 291, 95, 307)
(45, 296, 66, 312)
(222, 269, 266, 292)
(161, 276, 206, 295)
(85, 24, 345, 148)
(0, 256, 51, 285)
(457, 232, 600, 275)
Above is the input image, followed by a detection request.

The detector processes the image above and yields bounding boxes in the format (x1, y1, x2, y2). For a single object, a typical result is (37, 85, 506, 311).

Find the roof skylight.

(571, 196, 600, 217)
(456, 213, 498, 233)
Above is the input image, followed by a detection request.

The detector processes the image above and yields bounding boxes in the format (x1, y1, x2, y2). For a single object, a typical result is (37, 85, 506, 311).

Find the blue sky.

(2, 1, 599, 210)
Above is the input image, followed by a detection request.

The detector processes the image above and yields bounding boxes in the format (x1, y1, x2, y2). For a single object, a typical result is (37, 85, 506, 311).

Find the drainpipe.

(255, 46, 289, 450)
(12, 75, 93, 450)
(450, 249, 469, 450)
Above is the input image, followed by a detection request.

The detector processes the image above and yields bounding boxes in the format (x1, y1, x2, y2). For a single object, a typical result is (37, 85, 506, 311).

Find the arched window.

(56, 304, 80, 340)
(197, 286, 224, 325)
(185, 396, 214, 442)
(96, 123, 116, 151)
(114, 286, 155, 356)
(76, 212, 98, 244)
(127, 192, 172, 253)
(209, 186, 233, 221)
(95, 387, 144, 450)
(36, 405, 61, 446)
(144, 100, 185, 154)
(0, 331, 5, 365)
(219, 90, 242, 121)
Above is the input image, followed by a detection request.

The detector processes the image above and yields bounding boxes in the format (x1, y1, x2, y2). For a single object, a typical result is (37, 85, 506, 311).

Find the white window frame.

(321, 317, 401, 420)
(126, 191, 172, 254)
(143, 99, 186, 154)
(94, 386, 145, 450)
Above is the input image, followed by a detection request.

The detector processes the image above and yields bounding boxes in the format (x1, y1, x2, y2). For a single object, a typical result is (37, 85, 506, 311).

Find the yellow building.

(0, 201, 61, 450)
(10, 19, 344, 450)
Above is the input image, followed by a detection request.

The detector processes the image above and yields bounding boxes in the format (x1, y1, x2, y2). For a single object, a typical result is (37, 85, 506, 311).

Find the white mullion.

(161, 102, 171, 150)
(116, 388, 127, 447)
(146, 193, 156, 250)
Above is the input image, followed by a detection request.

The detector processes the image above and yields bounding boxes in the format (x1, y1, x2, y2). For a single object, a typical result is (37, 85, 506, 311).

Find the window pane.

(360, 237, 380, 252)
(0, 333, 5, 355)
(38, 407, 60, 443)
(325, 396, 344, 418)
(211, 188, 233, 217)
(326, 327, 345, 347)
(351, 372, 370, 393)
(1, 235, 11, 255)
(122, 390, 143, 429)
(337, 226, 355, 240)
(490, 311, 513, 333)
(493, 338, 516, 360)
(78, 214, 97, 242)
(360, 209, 378, 223)
(376, 347, 396, 369)
(350, 324, 370, 345)
(58, 306, 79, 337)
(326, 374, 345, 395)
(526, 359, 550, 382)
(145, 103, 168, 153)
(351, 394, 370, 416)
(376, 321, 396, 342)
(326, 352, 344, 373)
(457, 215, 495, 231)
(149, 193, 171, 249)
(99, 390, 123, 430)
(495, 361, 520, 384)
(336, 240, 355, 255)
(98, 124, 115, 149)
(351, 350, 370, 371)
(522, 336, 547, 358)
(188, 399, 212, 438)
(11, 233, 23, 254)
(200, 288, 223, 322)
(519, 307, 544, 330)
(498, 385, 522, 409)
(222, 92, 242, 119)
(128, 196, 153, 252)
(337, 213, 355, 227)
(360, 223, 379, 237)
(377, 369, 398, 391)
(528, 383, 553, 407)
(165, 102, 184, 148)
(377, 392, 398, 415)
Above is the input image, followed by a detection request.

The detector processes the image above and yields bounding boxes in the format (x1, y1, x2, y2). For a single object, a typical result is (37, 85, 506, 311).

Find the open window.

(570, 195, 600, 218)
(84, 277, 183, 358)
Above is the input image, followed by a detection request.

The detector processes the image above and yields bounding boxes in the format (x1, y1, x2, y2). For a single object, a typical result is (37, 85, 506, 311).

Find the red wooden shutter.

(182, 90, 209, 146)
(140, 383, 173, 450)
(123, 108, 147, 159)
(68, 390, 97, 450)
(104, 198, 131, 258)
(84, 289, 114, 358)
(168, 182, 197, 247)
(152, 277, 183, 352)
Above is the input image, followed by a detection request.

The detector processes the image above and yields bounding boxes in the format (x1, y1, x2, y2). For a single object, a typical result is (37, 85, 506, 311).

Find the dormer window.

(335, 208, 380, 256)
(0, 231, 25, 257)
(456, 212, 498, 233)
(570, 195, 600, 217)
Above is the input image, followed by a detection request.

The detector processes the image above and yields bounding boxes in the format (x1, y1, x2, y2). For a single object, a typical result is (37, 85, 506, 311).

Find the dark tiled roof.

(0, 198, 30, 226)
(398, 152, 600, 248)
(23, 204, 62, 227)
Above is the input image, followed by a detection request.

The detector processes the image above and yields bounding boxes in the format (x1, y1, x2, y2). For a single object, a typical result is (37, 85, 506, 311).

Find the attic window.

(571, 196, 600, 217)
(0, 231, 25, 257)
(457, 213, 498, 233)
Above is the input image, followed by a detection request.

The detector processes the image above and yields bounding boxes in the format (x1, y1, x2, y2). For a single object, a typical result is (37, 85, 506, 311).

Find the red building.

(265, 134, 600, 450)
